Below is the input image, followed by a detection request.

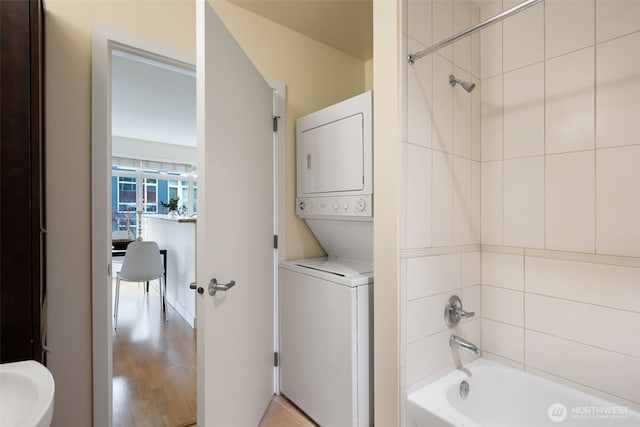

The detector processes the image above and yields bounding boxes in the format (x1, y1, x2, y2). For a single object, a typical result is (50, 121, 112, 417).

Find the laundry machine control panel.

(296, 195, 372, 218)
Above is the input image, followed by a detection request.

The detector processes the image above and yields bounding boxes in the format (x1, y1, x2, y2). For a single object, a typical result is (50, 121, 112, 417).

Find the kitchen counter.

(142, 214, 196, 327)
(142, 214, 196, 223)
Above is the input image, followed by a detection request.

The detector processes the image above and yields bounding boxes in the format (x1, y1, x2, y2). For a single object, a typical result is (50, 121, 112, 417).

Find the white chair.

(114, 240, 166, 329)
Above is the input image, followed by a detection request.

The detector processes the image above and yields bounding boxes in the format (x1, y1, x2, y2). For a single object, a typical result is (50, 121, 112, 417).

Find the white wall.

(401, 0, 640, 418)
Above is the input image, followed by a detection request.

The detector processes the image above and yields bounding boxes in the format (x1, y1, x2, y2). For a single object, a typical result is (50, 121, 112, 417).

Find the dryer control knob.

(356, 198, 366, 212)
(298, 200, 306, 211)
(343, 201, 349, 211)
(332, 202, 339, 210)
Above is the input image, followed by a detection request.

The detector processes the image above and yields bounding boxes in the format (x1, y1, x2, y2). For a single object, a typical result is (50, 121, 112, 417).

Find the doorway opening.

(110, 46, 198, 426)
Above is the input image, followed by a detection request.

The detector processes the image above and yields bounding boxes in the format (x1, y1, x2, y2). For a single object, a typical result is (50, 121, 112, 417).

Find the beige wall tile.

(482, 251, 524, 290)
(483, 318, 524, 362)
(453, 67, 473, 158)
(406, 329, 453, 385)
(596, 146, 640, 257)
(453, 157, 473, 245)
(480, 23, 502, 79)
(433, 0, 454, 61)
(545, 0, 595, 59)
(470, 4, 481, 79)
(471, 161, 481, 243)
(471, 78, 481, 161)
(407, 40, 433, 149)
(481, 75, 502, 161)
(407, 0, 433, 47)
(406, 291, 454, 343)
(545, 151, 595, 253)
(503, 63, 545, 159)
(526, 293, 640, 358)
(461, 251, 481, 287)
(432, 151, 454, 246)
(453, 0, 472, 73)
(483, 285, 524, 326)
(404, 143, 432, 249)
(596, 0, 640, 43)
(525, 256, 640, 312)
(596, 32, 640, 149)
(503, 156, 544, 248)
(545, 48, 595, 154)
(406, 253, 461, 300)
(525, 330, 640, 404)
(481, 161, 503, 245)
(433, 54, 454, 153)
(503, 2, 543, 72)
(461, 284, 482, 322)
(407, 319, 481, 385)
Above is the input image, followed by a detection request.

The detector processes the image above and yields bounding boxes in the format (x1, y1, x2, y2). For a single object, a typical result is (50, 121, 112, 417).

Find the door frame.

(91, 23, 286, 426)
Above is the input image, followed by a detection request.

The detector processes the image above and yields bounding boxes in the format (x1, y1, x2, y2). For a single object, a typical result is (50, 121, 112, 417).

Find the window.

(143, 178, 158, 213)
(117, 176, 137, 213)
(111, 164, 197, 231)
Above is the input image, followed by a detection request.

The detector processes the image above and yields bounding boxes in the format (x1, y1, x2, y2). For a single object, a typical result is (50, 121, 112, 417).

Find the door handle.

(208, 278, 236, 296)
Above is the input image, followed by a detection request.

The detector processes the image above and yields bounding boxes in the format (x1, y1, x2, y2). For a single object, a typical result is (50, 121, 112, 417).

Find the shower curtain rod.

(408, 0, 543, 65)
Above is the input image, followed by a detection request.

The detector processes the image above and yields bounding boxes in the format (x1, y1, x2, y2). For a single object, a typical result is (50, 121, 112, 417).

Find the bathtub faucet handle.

(458, 308, 475, 319)
(444, 295, 474, 327)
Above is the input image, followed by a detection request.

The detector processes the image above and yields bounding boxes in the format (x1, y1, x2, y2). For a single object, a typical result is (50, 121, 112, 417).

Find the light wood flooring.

(259, 395, 317, 427)
(112, 280, 315, 427)
(113, 281, 197, 427)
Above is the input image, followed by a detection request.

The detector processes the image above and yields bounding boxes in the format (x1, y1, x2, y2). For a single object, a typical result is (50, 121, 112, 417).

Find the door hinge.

(273, 115, 280, 132)
(273, 234, 278, 249)
(274, 352, 279, 367)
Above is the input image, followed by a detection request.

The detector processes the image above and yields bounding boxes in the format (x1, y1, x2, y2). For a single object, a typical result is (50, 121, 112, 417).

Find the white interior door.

(196, 1, 274, 425)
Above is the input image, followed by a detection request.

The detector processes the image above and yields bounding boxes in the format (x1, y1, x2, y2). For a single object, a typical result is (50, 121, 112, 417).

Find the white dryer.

(279, 91, 373, 426)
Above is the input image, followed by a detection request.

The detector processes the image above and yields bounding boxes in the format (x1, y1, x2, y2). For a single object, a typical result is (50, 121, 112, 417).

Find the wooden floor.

(113, 281, 197, 427)
(112, 280, 315, 427)
(259, 395, 317, 427)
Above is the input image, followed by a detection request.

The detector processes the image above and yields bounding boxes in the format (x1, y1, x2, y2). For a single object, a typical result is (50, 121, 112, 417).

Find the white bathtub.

(407, 358, 640, 427)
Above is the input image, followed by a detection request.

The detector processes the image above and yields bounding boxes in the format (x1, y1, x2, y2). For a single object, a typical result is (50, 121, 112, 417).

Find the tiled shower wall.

(402, 0, 483, 394)
(479, 0, 640, 409)
(401, 0, 640, 413)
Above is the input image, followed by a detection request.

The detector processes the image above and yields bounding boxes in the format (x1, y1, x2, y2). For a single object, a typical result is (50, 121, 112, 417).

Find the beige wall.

(210, 1, 367, 260)
(373, 1, 401, 425)
(44, 1, 365, 425)
(364, 58, 373, 91)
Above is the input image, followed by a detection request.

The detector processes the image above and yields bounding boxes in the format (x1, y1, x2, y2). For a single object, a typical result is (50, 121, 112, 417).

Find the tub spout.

(450, 334, 480, 355)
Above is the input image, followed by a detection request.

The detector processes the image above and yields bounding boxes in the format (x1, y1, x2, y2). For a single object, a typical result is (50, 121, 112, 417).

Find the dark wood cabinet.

(0, 0, 46, 363)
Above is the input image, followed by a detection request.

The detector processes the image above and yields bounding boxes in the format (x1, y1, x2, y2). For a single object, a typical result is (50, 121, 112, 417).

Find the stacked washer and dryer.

(279, 91, 373, 427)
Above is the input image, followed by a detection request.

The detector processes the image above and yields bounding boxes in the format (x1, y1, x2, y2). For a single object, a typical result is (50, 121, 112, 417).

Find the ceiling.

(229, 0, 373, 61)
(111, 51, 196, 147)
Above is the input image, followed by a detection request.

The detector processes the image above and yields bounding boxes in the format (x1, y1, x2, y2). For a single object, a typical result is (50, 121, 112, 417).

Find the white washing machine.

(279, 258, 372, 426)
(279, 91, 373, 426)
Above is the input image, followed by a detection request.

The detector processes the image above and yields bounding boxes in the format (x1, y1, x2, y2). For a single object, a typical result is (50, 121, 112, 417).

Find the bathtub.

(407, 358, 640, 427)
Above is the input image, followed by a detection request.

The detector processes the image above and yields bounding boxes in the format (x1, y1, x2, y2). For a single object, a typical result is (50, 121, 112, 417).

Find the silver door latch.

(208, 278, 236, 296)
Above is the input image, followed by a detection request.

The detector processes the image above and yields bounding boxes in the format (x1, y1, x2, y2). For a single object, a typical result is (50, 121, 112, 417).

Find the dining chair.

(114, 240, 166, 329)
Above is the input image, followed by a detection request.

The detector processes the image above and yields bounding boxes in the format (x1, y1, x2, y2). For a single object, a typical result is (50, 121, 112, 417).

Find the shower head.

(449, 74, 476, 93)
